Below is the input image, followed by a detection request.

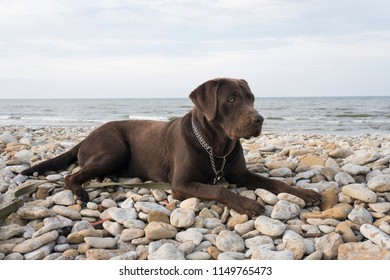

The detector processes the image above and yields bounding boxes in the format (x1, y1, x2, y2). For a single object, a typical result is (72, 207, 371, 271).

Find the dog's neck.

(191, 109, 236, 157)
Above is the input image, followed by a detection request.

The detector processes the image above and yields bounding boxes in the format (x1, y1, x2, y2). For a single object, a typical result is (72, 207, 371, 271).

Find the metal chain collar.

(191, 117, 234, 184)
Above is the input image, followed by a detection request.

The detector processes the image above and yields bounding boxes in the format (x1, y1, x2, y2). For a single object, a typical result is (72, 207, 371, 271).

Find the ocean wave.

(336, 114, 373, 118)
(128, 115, 168, 121)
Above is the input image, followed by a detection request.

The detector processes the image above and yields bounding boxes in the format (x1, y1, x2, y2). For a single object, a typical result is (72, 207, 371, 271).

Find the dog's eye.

(228, 96, 236, 103)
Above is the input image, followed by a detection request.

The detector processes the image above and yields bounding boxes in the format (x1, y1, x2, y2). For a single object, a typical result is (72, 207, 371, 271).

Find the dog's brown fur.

(22, 78, 321, 217)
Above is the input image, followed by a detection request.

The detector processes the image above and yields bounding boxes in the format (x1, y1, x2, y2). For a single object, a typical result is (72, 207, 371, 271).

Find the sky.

(0, 0, 390, 98)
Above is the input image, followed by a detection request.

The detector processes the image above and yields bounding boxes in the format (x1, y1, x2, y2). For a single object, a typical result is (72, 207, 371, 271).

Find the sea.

(0, 96, 389, 135)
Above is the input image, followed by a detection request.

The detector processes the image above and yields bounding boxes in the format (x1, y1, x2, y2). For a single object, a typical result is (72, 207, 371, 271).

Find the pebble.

(271, 200, 300, 220)
(144, 221, 177, 240)
(170, 208, 195, 228)
(342, 184, 377, 203)
(84, 236, 119, 249)
(315, 232, 344, 260)
(216, 230, 245, 252)
(360, 224, 390, 249)
(2, 127, 389, 260)
(148, 243, 185, 260)
(338, 240, 390, 260)
(52, 190, 75, 206)
(254, 215, 286, 237)
(13, 230, 59, 254)
(368, 175, 390, 192)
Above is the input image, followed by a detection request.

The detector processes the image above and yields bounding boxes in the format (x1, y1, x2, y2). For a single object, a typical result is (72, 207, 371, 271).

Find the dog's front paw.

(228, 195, 264, 218)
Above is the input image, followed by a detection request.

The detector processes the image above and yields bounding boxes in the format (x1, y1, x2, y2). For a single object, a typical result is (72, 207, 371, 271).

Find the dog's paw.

(229, 196, 264, 218)
(299, 189, 322, 207)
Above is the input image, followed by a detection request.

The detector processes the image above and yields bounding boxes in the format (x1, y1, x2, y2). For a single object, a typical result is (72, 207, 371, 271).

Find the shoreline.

(1, 125, 390, 260)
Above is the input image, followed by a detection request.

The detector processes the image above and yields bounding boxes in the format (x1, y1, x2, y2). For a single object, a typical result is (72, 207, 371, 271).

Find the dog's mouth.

(229, 127, 262, 141)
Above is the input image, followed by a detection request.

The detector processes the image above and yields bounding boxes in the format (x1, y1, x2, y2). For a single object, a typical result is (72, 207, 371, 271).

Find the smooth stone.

(235, 220, 255, 236)
(52, 205, 81, 220)
(289, 148, 314, 157)
(120, 228, 145, 242)
(86, 249, 128, 260)
(346, 150, 380, 165)
(304, 250, 323, 260)
(4, 252, 24, 260)
(295, 170, 317, 180)
(369, 202, 390, 213)
(251, 249, 294, 260)
(110, 251, 138, 260)
(269, 168, 292, 178)
(367, 175, 390, 192)
(46, 174, 62, 181)
(170, 208, 195, 228)
(265, 159, 297, 171)
(14, 150, 34, 163)
(282, 230, 306, 260)
(186, 251, 211, 260)
(277, 193, 305, 208)
(254, 215, 286, 237)
(271, 200, 300, 220)
(255, 189, 278, 205)
(103, 207, 138, 223)
(348, 207, 373, 225)
(176, 229, 203, 246)
(134, 201, 171, 216)
(144, 221, 177, 240)
(103, 221, 123, 237)
(52, 190, 75, 206)
(84, 236, 119, 249)
(335, 172, 355, 187)
(147, 211, 170, 224)
(0, 224, 25, 241)
(360, 224, 390, 249)
(329, 148, 353, 158)
(335, 221, 357, 242)
(216, 230, 245, 252)
(179, 198, 200, 211)
(123, 219, 146, 229)
(300, 203, 353, 220)
(315, 232, 343, 260)
(102, 199, 117, 208)
(13, 230, 59, 254)
(244, 235, 274, 250)
(148, 243, 185, 260)
(338, 241, 390, 260)
(67, 229, 103, 244)
(299, 155, 325, 167)
(218, 252, 246, 260)
(80, 209, 101, 218)
(16, 204, 55, 220)
(24, 242, 56, 260)
(227, 214, 248, 230)
(319, 189, 339, 210)
(151, 189, 167, 201)
(341, 163, 370, 175)
(342, 184, 377, 203)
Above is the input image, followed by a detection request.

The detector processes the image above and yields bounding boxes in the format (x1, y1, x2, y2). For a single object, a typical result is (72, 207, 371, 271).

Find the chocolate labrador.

(22, 78, 321, 217)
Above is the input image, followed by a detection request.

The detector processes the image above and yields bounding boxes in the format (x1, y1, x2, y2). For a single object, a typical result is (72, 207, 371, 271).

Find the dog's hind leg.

(65, 152, 128, 202)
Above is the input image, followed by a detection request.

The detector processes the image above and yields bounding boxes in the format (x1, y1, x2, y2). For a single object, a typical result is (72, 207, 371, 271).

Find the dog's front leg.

(229, 170, 322, 207)
(172, 182, 263, 217)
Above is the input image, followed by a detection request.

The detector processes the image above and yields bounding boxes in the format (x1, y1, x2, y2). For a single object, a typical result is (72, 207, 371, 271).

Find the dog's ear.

(189, 79, 220, 121)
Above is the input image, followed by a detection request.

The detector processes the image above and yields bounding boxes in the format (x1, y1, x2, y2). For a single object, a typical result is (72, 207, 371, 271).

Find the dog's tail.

(21, 142, 81, 175)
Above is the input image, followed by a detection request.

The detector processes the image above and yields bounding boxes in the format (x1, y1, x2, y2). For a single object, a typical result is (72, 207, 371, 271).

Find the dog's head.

(189, 78, 263, 141)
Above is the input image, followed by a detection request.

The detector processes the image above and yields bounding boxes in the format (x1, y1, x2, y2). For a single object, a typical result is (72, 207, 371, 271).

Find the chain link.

(191, 118, 233, 184)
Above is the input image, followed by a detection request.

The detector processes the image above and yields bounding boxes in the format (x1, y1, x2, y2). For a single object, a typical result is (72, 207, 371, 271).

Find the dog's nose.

(252, 114, 264, 124)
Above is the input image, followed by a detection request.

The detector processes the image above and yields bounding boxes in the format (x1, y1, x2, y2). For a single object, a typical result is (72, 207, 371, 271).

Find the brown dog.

(22, 78, 321, 217)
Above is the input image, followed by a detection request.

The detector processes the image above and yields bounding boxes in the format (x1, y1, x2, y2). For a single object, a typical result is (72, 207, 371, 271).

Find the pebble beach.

(1, 125, 390, 260)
